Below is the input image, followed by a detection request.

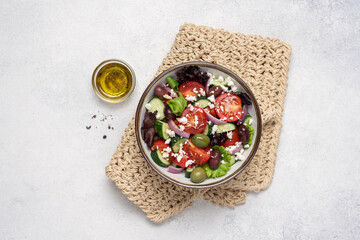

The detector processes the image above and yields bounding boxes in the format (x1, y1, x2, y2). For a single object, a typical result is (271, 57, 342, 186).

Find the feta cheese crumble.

(166, 129, 175, 137)
(185, 160, 195, 168)
(170, 89, 177, 97)
(185, 96, 197, 102)
(194, 115, 199, 127)
(165, 138, 171, 144)
(227, 80, 234, 86)
(227, 131, 233, 139)
(145, 103, 152, 110)
(163, 94, 172, 100)
(188, 104, 194, 111)
(211, 125, 218, 135)
(220, 85, 228, 92)
(235, 152, 245, 161)
(179, 125, 185, 131)
(207, 95, 215, 103)
(177, 117, 188, 124)
(208, 102, 215, 109)
(156, 113, 161, 119)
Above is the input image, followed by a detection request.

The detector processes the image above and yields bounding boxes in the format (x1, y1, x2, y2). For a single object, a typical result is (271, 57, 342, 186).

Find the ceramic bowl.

(135, 62, 262, 188)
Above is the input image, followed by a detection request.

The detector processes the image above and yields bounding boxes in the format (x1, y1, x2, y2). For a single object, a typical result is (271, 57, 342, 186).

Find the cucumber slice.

(154, 120, 171, 140)
(243, 114, 252, 126)
(171, 135, 182, 146)
(185, 167, 195, 178)
(194, 99, 211, 108)
(230, 155, 236, 165)
(216, 123, 236, 133)
(151, 149, 170, 167)
(172, 138, 188, 153)
(202, 123, 213, 137)
(212, 79, 227, 86)
(147, 98, 165, 120)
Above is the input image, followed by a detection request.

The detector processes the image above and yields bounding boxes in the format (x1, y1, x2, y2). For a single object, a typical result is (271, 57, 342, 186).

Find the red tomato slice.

(179, 81, 206, 99)
(215, 93, 243, 122)
(221, 129, 240, 148)
(170, 153, 192, 168)
(152, 140, 170, 151)
(183, 140, 211, 165)
(203, 106, 216, 117)
(181, 106, 207, 134)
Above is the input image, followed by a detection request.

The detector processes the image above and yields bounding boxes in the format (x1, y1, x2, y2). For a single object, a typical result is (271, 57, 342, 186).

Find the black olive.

(209, 150, 221, 169)
(142, 111, 157, 128)
(207, 86, 222, 98)
(164, 105, 176, 120)
(154, 86, 169, 99)
(238, 125, 249, 143)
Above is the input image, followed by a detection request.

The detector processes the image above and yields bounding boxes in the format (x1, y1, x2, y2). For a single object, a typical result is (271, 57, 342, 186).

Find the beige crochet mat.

(105, 23, 291, 223)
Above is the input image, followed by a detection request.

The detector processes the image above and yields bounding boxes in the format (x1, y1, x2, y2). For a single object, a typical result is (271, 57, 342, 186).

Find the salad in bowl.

(135, 62, 261, 188)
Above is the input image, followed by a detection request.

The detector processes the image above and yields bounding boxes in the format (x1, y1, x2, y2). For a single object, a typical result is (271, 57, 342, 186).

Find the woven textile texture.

(105, 23, 292, 223)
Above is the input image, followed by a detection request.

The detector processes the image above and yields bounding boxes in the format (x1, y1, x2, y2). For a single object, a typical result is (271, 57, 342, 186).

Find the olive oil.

(96, 63, 132, 98)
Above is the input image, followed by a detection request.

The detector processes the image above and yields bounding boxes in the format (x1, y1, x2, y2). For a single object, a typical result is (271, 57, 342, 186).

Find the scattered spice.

(87, 113, 114, 139)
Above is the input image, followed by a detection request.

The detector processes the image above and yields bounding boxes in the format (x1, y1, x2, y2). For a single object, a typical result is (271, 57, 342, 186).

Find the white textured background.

(1, 0, 359, 239)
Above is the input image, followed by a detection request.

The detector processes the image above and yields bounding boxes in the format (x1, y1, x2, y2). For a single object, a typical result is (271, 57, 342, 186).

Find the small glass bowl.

(92, 59, 136, 103)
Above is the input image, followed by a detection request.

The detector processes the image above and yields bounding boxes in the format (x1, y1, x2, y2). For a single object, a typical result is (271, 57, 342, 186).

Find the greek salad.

(141, 66, 255, 183)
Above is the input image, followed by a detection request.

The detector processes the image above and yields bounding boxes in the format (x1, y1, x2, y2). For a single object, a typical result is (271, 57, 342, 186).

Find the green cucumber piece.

(216, 123, 236, 133)
(212, 78, 227, 86)
(172, 138, 188, 153)
(154, 120, 171, 140)
(185, 167, 195, 178)
(230, 155, 236, 165)
(171, 135, 183, 146)
(148, 98, 165, 120)
(151, 149, 170, 167)
(202, 123, 213, 137)
(194, 99, 211, 108)
(243, 114, 252, 126)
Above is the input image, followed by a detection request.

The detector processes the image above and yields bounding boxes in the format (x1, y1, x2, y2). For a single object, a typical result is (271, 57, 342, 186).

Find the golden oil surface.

(96, 63, 132, 98)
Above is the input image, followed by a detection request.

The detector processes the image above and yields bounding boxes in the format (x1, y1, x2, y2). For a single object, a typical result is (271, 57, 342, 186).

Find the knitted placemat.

(105, 23, 291, 223)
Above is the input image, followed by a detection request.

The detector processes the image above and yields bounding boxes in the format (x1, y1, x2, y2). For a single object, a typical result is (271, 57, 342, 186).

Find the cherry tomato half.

(183, 140, 211, 165)
(181, 106, 207, 134)
(170, 153, 193, 168)
(203, 106, 216, 117)
(179, 81, 206, 99)
(221, 129, 240, 148)
(215, 93, 243, 122)
(151, 139, 170, 151)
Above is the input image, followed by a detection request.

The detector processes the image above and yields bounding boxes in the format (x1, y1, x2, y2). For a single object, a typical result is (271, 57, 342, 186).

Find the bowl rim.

(135, 61, 262, 189)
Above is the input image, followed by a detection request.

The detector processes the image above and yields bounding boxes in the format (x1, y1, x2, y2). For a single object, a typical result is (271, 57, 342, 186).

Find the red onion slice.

(237, 105, 247, 125)
(230, 144, 243, 155)
(205, 111, 226, 125)
(168, 120, 190, 138)
(167, 165, 184, 174)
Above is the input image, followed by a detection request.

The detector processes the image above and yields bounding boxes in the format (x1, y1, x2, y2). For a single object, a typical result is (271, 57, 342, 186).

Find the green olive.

(190, 167, 207, 183)
(192, 133, 210, 148)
